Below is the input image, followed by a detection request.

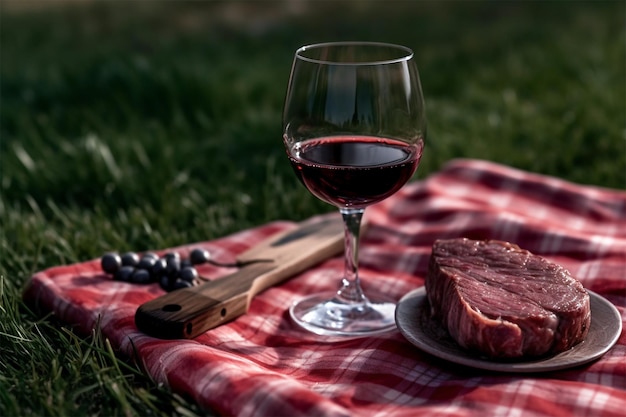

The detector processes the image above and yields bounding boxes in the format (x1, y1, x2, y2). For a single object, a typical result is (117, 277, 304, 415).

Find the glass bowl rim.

(295, 41, 414, 66)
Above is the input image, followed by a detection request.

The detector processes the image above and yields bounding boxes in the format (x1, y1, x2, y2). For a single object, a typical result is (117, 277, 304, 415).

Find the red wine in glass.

(282, 42, 427, 336)
(288, 136, 424, 209)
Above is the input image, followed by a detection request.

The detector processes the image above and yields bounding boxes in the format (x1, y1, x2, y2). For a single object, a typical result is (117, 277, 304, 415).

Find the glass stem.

(337, 208, 367, 304)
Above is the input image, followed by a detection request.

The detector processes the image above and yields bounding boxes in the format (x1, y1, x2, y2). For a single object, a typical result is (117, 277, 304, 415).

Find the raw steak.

(425, 238, 591, 359)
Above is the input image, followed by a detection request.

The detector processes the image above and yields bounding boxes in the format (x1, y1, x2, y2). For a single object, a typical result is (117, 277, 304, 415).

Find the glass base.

(289, 291, 397, 337)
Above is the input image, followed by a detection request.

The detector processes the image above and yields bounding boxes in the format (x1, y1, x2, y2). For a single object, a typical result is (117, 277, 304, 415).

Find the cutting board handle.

(135, 215, 347, 339)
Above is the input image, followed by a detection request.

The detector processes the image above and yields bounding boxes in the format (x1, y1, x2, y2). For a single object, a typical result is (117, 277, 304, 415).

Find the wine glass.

(282, 42, 426, 336)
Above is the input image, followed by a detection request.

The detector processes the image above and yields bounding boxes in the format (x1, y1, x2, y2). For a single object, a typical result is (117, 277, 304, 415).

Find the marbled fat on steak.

(425, 239, 591, 359)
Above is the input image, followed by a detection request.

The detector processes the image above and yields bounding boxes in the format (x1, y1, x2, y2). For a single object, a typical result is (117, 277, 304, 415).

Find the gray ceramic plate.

(395, 287, 622, 373)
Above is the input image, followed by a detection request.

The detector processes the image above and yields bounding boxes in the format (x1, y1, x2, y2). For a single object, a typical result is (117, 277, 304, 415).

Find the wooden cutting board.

(135, 215, 350, 339)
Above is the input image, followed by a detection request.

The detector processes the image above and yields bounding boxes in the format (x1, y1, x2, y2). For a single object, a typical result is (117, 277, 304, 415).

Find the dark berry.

(172, 279, 193, 290)
(130, 268, 152, 284)
(114, 266, 135, 282)
(159, 274, 174, 292)
(165, 255, 181, 277)
(190, 248, 210, 265)
(137, 255, 157, 270)
(151, 258, 167, 278)
(164, 252, 180, 262)
(121, 252, 140, 267)
(143, 252, 159, 261)
(179, 266, 198, 283)
(101, 253, 121, 274)
(180, 259, 192, 269)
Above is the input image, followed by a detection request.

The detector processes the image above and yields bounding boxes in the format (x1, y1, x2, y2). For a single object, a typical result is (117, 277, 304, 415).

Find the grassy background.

(1, 1, 624, 415)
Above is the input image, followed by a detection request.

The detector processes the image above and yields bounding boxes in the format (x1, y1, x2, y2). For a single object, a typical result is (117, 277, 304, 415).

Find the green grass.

(1, 1, 624, 415)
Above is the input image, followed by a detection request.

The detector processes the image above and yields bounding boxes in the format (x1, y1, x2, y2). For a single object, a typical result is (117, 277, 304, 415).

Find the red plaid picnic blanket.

(24, 159, 626, 417)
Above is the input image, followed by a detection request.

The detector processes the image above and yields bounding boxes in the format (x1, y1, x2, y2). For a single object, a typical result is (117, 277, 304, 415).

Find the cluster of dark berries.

(101, 249, 211, 292)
